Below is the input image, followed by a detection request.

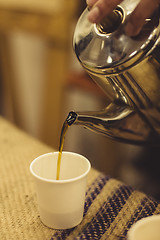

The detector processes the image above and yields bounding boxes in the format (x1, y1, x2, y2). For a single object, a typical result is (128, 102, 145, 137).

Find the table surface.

(0, 116, 160, 240)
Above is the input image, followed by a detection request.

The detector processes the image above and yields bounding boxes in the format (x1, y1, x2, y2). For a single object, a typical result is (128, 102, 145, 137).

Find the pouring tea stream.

(57, 0, 160, 179)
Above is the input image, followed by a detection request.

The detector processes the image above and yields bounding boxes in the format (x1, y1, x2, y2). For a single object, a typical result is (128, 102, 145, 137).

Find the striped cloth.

(51, 174, 160, 240)
(0, 116, 160, 240)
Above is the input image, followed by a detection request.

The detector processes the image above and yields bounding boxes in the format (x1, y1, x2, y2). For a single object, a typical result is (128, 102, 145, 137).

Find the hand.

(87, 0, 160, 36)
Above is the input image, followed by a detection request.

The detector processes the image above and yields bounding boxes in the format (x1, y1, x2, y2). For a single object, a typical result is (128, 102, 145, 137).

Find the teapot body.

(73, 1, 160, 143)
(86, 50, 160, 138)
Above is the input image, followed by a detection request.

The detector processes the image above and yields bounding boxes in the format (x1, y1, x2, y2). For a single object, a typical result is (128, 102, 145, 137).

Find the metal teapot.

(70, 0, 160, 144)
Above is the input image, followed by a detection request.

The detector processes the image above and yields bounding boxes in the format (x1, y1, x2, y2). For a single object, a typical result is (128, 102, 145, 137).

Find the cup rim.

(127, 215, 160, 239)
(30, 151, 91, 183)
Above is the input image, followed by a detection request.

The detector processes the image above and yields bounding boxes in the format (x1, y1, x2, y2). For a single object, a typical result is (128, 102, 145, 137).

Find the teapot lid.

(73, 0, 160, 75)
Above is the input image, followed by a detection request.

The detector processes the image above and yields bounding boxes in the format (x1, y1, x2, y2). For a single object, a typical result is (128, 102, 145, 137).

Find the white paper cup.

(30, 151, 91, 229)
(127, 215, 160, 240)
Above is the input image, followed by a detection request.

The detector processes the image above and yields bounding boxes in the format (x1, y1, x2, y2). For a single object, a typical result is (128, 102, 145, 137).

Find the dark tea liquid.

(56, 111, 77, 180)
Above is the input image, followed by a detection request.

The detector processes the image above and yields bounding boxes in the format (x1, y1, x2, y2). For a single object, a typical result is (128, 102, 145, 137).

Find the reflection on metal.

(73, 0, 160, 144)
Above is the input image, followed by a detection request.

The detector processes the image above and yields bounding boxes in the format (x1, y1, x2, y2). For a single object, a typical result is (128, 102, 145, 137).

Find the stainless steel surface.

(72, 0, 160, 144)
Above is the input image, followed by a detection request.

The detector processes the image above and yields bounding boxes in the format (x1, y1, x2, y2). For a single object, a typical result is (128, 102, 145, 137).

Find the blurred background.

(0, 0, 160, 200)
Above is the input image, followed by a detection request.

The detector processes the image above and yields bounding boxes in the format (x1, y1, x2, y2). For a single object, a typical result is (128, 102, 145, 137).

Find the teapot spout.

(69, 100, 158, 144)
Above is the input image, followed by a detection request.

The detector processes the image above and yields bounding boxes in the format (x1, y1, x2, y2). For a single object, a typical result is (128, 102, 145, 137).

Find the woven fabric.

(0, 117, 160, 240)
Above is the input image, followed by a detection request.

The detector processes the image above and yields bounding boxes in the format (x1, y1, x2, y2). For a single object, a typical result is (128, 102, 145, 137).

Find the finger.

(125, 0, 160, 36)
(88, 0, 123, 23)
